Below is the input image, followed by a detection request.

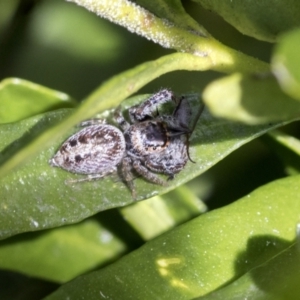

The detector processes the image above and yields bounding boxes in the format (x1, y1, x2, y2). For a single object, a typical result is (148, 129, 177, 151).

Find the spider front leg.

(129, 89, 176, 122)
(114, 107, 130, 131)
(132, 160, 167, 187)
(65, 170, 115, 184)
(79, 118, 106, 127)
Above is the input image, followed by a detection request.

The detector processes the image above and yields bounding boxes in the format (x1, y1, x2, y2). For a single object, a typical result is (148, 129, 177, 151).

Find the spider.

(49, 89, 203, 198)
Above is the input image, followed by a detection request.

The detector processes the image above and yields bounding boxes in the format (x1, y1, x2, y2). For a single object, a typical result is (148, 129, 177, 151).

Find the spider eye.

(144, 123, 168, 147)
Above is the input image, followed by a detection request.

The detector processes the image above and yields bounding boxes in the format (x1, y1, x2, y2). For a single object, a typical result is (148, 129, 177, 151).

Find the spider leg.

(132, 160, 167, 186)
(114, 107, 130, 131)
(167, 174, 175, 181)
(121, 156, 137, 199)
(79, 118, 106, 127)
(129, 89, 176, 122)
(65, 170, 115, 184)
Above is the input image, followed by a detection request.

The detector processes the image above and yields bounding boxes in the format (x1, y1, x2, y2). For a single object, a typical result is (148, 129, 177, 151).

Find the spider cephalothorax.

(49, 89, 203, 198)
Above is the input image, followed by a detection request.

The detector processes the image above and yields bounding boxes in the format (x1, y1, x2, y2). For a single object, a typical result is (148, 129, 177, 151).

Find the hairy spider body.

(125, 121, 170, 156)
(49, 89, 202, 198)
(49, 123, 126, 178)
(114, 90, 193, 195)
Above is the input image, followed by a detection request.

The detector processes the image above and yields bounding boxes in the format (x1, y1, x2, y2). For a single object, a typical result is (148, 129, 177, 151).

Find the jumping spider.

(49, 89, 203, 198)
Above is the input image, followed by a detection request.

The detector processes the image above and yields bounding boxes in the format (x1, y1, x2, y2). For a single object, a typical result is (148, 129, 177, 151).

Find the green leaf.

(198, 240, 300, 300)
(44, 175, 300, 300)
(263, 130, 300, 175)
(119, 185, 207, 240)
(192, 0, 300, 42)
(203, 73, 300, 124)
(67, 0, 207, 51)
(0, 54, 216, 180)
(272, 28, 300, 101)
(0, 94, 290, 239)
(0, 52, 267, 184)
(132, 0, 208, 37)
(0, 217, 127, 283)
(0, 78, 76, 123)
(66, 0, 268, 73)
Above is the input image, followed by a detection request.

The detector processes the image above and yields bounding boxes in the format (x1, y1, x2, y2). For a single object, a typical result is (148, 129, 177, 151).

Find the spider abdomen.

(50, 124, 125, 175)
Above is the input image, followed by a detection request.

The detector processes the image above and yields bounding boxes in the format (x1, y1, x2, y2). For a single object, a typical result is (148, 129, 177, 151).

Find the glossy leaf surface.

(199, 240, 300, 300)
(0, 217, 127, 282)
(203, 73, 300, 124)
(120, 185, 207, 240)
(0, 94, 290, 239)
(0, 78, 76, 123)
(192, 0, 300, 42)
(45, 175, 300, 299)
(272, 28, 300, 101)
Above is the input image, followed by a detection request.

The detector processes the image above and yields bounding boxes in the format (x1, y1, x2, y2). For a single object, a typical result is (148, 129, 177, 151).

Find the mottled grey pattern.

(49, 124, 125, 177)
(49, 89, 203, 198)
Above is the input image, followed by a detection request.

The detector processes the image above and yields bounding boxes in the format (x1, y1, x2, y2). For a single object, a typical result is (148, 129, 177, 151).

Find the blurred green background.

(0, 0, 283, 208)
(0, 0, 289, 298)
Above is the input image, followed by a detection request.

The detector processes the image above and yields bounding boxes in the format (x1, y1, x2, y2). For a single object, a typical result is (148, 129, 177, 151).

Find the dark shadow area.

(193, 234, 298, 299)
(203, 138, 286, 210)
(234, 235, 292, 275)
(85, 209, 145, 274)
(0, 0, 173, 100)
(235, 234, 300, 299)
(0, 0, 39, 78)
(184, 1, 273, 63)
(94, 208, 145, 251)
(249, 239, 300, 299)
(0, 269, 59, 300)
(262, 131, 300, 174)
